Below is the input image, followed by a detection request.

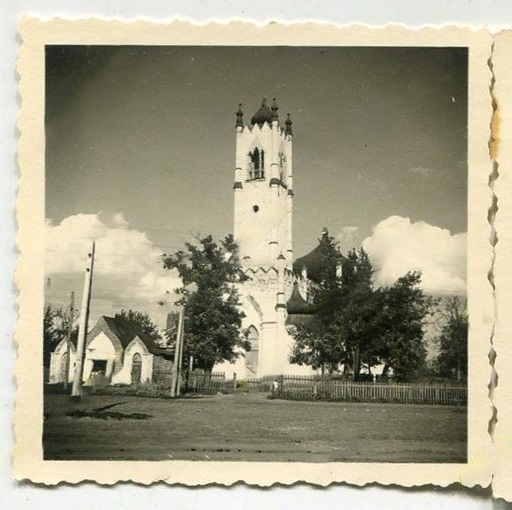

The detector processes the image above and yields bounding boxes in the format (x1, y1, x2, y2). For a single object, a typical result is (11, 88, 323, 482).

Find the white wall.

(216, 285, 315, 379)
(231, 117, 300, 378)
(111, 339, 153, 385)
(48, 340, 76, 384)
(83, 331, 117, 382)
(234, 123, 292, 268)
(50, 333, 154, 386)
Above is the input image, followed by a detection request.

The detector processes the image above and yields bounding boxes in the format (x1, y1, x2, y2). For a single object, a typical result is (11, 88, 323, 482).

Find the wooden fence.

(185, 371, 233, 395)
(276, 375, 467, 405)
(181, 372, 466, 405)
(241, 376, 275, 392)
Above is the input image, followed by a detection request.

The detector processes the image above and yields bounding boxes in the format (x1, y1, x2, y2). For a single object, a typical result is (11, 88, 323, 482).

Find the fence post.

(233, 372, 237, 390)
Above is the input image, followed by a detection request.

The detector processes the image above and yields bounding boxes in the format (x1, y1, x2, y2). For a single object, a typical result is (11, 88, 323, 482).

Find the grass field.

(43, 392, 467, 463)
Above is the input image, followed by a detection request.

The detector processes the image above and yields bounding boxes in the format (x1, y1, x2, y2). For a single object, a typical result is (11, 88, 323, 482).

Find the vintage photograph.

(41, 43, 469, 463)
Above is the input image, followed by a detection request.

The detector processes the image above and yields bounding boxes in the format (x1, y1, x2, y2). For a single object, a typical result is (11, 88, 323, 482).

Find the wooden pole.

(63, 291, 75, 390)
(170, 305, 184, 397)
(176, 305, 186, 396)
(71, 242, 95, 399)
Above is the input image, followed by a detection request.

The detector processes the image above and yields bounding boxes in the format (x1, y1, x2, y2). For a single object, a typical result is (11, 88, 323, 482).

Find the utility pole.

(63, 291, 75, 390)
(170, 305, 184, 397)
(176, 305, 186, 396)
(71, 242, 95, 399)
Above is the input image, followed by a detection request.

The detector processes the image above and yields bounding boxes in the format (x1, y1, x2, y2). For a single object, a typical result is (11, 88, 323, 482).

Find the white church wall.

(280, 328, 316, 376)
(243, 282, 280, 377)
(83, 331, 116, 382)
(215, 355, 246, 381)
(234, 183, 290, 266)
(214, 291, 263, 379)
(48, 339, 77, 383)
(234, 122, 292, 268)
(111, 339, 153, 385)
(219, 281, 315, 378)
(48, 332, 156, 386)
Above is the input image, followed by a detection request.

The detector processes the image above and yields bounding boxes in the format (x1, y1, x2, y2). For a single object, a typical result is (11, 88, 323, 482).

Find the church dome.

(286, 282, 314, 315)
(286, 282, 315, 326)
(293, 229, 343, 283)
(251, 98, 274, 127)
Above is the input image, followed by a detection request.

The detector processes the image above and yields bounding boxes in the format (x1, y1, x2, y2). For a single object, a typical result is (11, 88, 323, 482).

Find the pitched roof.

(88, 316, 156, 351)
(152, 347, 176, 360)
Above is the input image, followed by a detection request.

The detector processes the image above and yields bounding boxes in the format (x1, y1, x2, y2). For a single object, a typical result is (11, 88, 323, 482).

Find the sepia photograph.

(41, 43, 469, 463)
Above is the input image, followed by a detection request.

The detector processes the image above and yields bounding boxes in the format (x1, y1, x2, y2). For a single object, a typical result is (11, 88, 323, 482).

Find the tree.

(289, 234, 378, 377)
(332, 248, 378, 378)
(289, 230, 345, 374)
(290, 316, 346, 375)
(163, 311, 180, 347)
(375, 272, 436, 381)
(43, 303, 78, 368)
(436, 296, 468, 381)
(163, 234, 249, 373)
(290, 233, 435, 381)
(308, 230, 344, 308)
(114, 309, 163, 350)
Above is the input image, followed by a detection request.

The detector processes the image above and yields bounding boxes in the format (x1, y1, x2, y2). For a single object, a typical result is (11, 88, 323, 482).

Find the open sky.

(45, 45, 468, 326)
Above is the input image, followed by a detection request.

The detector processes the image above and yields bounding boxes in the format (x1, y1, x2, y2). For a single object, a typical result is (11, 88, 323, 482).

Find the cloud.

(362, 216, 466, 294)
(112, 212, 129, 228)
(45, 213, 182, 325)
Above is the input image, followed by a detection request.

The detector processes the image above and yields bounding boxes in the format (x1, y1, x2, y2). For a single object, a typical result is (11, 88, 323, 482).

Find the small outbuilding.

(49, 315, 156, 386)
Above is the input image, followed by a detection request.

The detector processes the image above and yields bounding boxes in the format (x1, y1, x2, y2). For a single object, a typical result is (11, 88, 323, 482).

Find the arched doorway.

(131, 353, 142, 385)
(245, 326, 259, 375)
(60, 351, 68, 383)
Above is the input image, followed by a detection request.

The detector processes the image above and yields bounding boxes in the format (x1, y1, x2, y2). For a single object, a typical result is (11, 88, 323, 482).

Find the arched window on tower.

(248, 148, 265, 180)
(245, 325, 259, 374)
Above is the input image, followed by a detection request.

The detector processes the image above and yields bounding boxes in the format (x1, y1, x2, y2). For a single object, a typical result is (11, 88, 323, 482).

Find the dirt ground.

(43, 391, 467, 462)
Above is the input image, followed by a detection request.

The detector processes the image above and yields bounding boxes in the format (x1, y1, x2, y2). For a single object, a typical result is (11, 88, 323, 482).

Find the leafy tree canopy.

(43, 303, 78, 367)
(374, 272, 436, 381)
(290, 231, 436, 381)
(163, 234, 249, 373)
(114, 309, 163, 350)
(435, 296, 468, 381)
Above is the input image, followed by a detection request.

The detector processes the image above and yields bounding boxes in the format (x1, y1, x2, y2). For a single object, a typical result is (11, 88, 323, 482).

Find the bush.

(94, 383, 173, 399)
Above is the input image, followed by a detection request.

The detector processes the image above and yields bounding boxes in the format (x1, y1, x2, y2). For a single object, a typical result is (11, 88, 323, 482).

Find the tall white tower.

(215, 98, 296, 377)
(216, 98, 314, 377)
(233, 98, 294, 270)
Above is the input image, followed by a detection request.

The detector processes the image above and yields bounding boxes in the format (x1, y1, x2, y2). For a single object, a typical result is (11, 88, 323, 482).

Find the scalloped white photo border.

(15, 19, 494, 489)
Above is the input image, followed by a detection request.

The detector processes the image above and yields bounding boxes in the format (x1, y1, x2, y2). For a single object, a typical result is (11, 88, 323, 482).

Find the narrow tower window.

(248, 148, 265, 180)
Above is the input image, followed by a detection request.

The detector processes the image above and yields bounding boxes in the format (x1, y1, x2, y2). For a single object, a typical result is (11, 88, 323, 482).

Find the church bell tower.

(220, 97, 299, 378)
(233, 98, 294, 270)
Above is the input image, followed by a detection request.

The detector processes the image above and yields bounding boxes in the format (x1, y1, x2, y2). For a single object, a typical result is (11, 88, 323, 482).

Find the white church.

(216, 98, 337, 379)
